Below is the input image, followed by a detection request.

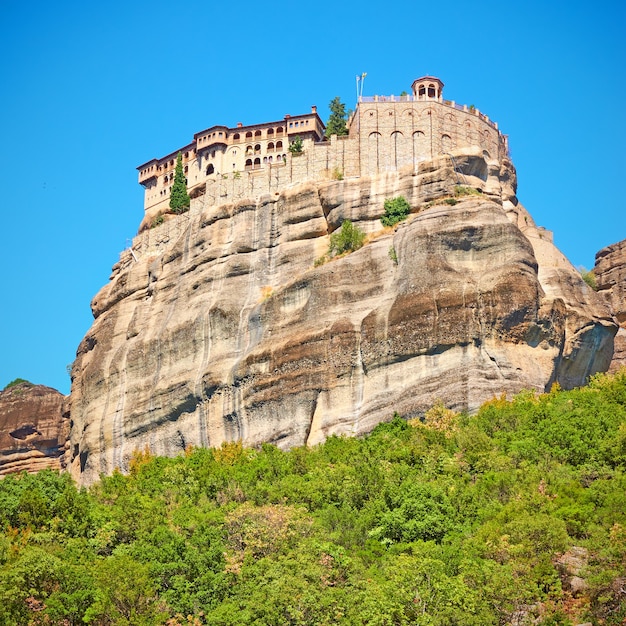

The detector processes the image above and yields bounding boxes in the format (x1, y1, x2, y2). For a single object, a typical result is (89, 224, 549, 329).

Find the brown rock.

(67, 155, 617, 486)
(0, 382, 68, 476)
(595, 239, 626, 372)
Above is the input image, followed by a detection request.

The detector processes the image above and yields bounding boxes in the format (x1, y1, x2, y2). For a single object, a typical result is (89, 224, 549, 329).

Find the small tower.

(411, 76, 444, 100)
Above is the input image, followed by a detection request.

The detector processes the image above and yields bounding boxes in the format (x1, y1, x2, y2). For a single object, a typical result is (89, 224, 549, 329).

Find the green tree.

(325, 97, 348, 138)
(169, 152, 190, 214)
(329, 220, 365, 256)
(381, 196, 411, 227)
(288, 135, 303, 155)
(2, 378, 31, 391)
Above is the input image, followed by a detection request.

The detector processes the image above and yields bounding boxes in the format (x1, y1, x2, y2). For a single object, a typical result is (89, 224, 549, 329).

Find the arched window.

(253, 157, 261, 169)
(428, 84, 436, 98)
(268, 156, 273, 163)
(267, 128, 274, 136)
(254, 144, 261, 154)
(418, 84, 426, 97)
(206, 164, 214, 175)
(254, 130, 262, 137)
(246, 145, 253, 155)
(263, 157, 268, 164)
(233, 133, 240, 140)
(245, 159, 252, 171)
(276, 140, 283, 149)
(245, 131, 253, 138)
(276, 126, 284, 135)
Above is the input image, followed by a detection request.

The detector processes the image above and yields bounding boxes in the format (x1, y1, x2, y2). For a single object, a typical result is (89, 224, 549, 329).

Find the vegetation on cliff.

(169, 153, 190, 215)
(0, 371, 625, 625)
(381, 196, 411, 227)
(2, 378, 32, 391)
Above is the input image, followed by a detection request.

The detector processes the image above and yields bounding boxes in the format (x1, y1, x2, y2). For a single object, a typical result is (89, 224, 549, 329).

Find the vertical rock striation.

(595, 239, 626, 372)
(68, 152, 617, 485)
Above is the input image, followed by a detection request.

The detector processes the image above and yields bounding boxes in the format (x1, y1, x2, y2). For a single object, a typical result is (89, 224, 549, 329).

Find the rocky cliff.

(68, 150, 617, 485)
(0, 382, 68, 475)
(595, 239, 626, 372)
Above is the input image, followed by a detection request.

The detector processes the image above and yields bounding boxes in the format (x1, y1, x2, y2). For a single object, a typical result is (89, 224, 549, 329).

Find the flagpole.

(356, 75, 360, 103)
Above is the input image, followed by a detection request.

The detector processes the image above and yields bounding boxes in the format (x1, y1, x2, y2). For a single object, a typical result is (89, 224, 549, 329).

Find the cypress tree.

(169, 152, 190, 214)
(325, 97, 348, 138)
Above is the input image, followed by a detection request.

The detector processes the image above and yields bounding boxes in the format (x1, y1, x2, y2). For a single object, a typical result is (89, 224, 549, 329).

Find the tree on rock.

(169, 152, 190, 214)
(325, 97, 348, 138)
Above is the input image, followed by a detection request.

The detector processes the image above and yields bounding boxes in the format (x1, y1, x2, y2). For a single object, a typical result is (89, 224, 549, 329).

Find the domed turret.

(411, 76, 444, 100)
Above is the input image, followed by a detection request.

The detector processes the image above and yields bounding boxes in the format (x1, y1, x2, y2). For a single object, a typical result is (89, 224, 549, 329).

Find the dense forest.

(0, 371, 625, 625)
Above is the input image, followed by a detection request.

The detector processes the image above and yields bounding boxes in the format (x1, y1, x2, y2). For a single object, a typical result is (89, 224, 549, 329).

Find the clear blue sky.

(1, 0, 624, 395)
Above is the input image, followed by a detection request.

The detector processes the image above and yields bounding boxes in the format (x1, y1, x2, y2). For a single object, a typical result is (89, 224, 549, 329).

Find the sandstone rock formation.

(594, 238, 626, 372)
(0, 382, 68, 476)
(68, 150, 617, 485)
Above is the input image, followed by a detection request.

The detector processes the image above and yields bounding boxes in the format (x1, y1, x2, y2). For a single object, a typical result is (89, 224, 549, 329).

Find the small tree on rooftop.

(325, 97, 348, 138)
(169, 152, 190, 214)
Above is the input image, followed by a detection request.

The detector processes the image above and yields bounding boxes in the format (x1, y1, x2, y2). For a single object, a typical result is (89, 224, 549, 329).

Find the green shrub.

(150, 215, 164, 229)
(388, 246, 398, 265)
(454, 185, 482, 197)
(381, 196, 411, 227)
(329, 220, 365, 256)
(580, 267, 597, 290)
(3, 378, 31, 391)
(288, 136, 303, 155)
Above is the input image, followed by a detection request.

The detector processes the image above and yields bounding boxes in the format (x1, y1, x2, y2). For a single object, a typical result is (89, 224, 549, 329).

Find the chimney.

(311, 105, 317, 114)
(237, 122, 243, 128)
(285, 114, 291, 119)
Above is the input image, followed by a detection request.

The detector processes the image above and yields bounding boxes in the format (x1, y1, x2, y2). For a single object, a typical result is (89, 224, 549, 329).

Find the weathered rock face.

(0, 383, 68, 476)
(68, 151, 617, 485)
(595, 239, 626, 372)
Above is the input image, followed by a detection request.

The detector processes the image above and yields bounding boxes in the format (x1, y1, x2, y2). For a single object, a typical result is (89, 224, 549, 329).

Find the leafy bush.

(2, 378, 31, 391)
(329, 220, 365, 256)
(580, 267, 597, 290)
(288, 135, 303, 155)
(331, 167, 344, 180)
(0, 371, 624, 624)
(381, 196, 410, 227)
(150, 214, 165, 229)
(454, 185, 482, 197)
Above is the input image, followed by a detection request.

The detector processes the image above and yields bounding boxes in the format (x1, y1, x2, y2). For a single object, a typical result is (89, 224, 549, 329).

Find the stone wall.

(139, 98, 507, 231)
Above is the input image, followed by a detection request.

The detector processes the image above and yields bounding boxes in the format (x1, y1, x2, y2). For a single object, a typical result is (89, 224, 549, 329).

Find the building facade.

(137, 76, 508, 227)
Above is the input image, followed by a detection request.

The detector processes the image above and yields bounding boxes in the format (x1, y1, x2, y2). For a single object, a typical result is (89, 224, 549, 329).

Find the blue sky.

(1, 0, 624, 395)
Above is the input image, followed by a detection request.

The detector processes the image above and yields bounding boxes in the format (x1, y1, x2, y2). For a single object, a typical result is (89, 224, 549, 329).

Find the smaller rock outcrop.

(595, 239, 626, 372)
(0, 382, 68, 476)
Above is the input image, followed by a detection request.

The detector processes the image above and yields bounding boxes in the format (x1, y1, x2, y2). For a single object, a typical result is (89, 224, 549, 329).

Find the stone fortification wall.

(140, 98, 507, 231)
